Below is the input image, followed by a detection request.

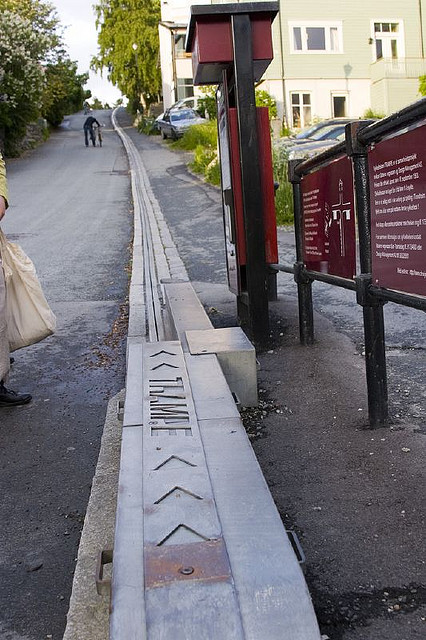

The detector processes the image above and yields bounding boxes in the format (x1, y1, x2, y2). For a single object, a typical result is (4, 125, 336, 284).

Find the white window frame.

(370, 19, 405, 61)
(289, 21, 343, 54)
(290, 91, 313, 128)
(331, 92, 349, 118)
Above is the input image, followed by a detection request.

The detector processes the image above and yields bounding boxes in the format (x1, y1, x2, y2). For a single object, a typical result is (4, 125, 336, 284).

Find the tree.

(197, 87, 217, 120)
(92, 0, 162, 112)
(42, 59, 89, 126)
(0, 0, 64, 152)
(0, 10, 48, 153)
(255, 89, 277, 119)
(0, 0, 62, 61)
(0, 0, 88, 151)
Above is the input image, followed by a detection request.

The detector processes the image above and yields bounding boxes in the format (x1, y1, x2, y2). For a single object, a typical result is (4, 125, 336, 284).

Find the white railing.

(370, 57, 426, 82)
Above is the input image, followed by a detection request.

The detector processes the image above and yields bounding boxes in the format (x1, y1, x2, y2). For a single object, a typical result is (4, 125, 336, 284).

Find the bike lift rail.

(108, 111, 321, 638)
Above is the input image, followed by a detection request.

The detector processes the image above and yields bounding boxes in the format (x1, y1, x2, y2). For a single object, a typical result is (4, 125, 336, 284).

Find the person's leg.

(84, 127, 89, 146)
(90, 127, 96, 146)
(0, 260, 32, 406)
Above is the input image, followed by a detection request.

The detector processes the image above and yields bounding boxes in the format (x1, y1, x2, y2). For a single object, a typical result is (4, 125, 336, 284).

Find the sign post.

(348, 121, 388, 428)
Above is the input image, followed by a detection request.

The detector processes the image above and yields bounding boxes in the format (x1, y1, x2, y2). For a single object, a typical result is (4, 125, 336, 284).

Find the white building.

(158, 0, 426, 125)
(159, 0, 211, 109)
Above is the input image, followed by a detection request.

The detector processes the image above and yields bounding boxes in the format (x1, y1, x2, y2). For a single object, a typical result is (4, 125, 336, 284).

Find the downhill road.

(0, 110, 130, 639)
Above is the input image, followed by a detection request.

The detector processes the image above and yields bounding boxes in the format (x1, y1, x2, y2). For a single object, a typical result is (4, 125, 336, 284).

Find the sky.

(51, 0, 122, 105)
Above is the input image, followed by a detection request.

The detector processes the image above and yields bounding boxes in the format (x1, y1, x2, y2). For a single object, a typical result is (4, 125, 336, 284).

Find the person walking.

(0, 151, 32, 407)
(83, 115, 101, 147)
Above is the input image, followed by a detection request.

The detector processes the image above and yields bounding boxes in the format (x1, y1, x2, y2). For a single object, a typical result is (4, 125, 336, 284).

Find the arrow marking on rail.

(157, 524, 210, 546)
(154, 455, 197, 471)
(151, 362, 179, 370)
(149, 350, 177, 358)
(154, 486, 203, 505)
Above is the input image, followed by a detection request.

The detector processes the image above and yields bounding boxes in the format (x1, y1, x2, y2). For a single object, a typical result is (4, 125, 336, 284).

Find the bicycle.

(92, 123, 103, 147)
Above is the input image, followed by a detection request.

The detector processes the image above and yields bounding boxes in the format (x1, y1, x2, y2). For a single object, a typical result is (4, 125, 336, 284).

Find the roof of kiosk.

(185, 2, 279, 84)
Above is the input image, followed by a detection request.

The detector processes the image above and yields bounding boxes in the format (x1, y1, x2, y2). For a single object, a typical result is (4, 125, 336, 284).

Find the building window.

(290, 22, 342, 53)
(291, 92, 312, 128)
(174, 33, 187, 59)
(332, 94, 347, 118)
(176, 78, 193, 101)
(372, 21, 404, 60)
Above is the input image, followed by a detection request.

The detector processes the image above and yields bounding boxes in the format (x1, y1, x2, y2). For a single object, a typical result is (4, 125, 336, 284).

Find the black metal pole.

(288, 159, 314, 345)
(231, 13, 269, 344)
(347, 122, 388, 428)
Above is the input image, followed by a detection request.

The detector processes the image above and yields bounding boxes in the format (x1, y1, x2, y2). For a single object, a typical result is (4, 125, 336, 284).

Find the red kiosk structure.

(186, 2, 279, 343)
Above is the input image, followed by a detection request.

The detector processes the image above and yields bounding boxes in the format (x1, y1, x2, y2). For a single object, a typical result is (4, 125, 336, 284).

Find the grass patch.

(172, 119, 218, 150)
(137, 116, 159, 135)
(273, 146, 294, 226)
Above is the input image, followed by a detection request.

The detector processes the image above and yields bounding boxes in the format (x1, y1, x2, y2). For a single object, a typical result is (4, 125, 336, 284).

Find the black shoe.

(0, 383, 32, 407)
(10, 357, 14, 365)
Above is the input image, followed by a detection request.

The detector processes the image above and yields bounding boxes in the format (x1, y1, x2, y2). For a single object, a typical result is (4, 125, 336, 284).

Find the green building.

(261, 0, 426, 127)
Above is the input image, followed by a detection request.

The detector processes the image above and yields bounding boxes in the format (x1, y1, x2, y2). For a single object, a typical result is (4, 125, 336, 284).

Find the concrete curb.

(63, 389, 124, 640)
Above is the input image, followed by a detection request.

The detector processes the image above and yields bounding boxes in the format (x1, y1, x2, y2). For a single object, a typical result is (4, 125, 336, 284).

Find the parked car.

(288, 135, 345, 160)
(274, 122, 349, 160)
(292, 123, 348, 144)
(287, 118, 377, 160)
(157, 108, 205, 139)
(153, 112, 164, 130)
(293, 118, 353, 140)
(171, 96, 203, 114)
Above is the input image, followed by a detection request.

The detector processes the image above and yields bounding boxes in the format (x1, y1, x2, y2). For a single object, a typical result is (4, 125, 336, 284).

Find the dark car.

(157, 108, 205, 140)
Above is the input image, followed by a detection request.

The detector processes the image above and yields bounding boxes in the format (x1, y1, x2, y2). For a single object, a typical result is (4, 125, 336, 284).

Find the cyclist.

(83, 115, 101, 147)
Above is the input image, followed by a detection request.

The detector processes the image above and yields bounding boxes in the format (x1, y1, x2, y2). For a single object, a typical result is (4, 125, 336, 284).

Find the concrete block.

(163, 281, 213, 348)
(186, 327, 258, 407)
(184, 353, 240, 421)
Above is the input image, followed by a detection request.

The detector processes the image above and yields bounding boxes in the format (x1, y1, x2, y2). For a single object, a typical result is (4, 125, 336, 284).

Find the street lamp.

(132, 43, 141, 112)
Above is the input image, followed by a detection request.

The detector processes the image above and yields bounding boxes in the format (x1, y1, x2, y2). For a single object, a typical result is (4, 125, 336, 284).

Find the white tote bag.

(0, 228, 56, 352)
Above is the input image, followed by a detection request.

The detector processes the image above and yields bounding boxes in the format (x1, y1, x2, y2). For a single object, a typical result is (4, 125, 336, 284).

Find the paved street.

(0, 111, 130, 639)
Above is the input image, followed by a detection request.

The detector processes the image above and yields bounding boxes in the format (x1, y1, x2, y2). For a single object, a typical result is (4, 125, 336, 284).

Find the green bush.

(137, 116, 159, 135)
(273, 148, 294, 226)
(198, 93, 217, 120)
(255, 89, 277, 119)
(205, 157, 221, 186)
(173, 119, 217, 150)
(363, 107, 386, 120)
(190, 144, 217, 174)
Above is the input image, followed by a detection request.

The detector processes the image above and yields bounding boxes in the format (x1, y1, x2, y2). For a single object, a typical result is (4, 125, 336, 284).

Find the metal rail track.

(112, 109, 182, 342)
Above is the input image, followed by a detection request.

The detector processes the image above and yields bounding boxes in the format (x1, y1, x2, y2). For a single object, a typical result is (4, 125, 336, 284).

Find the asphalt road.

(0, 110, 131, 639)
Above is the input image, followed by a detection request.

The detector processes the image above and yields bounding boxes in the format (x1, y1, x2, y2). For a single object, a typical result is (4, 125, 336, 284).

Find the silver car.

(157, 108, 205, 140)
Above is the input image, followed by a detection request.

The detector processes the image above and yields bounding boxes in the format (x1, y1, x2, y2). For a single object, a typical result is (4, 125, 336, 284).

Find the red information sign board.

(369, 123, 426, 297)
(301, 156, 356, 279)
